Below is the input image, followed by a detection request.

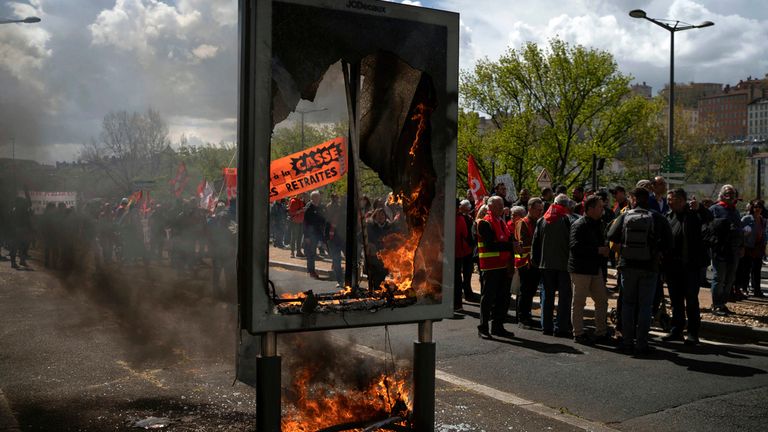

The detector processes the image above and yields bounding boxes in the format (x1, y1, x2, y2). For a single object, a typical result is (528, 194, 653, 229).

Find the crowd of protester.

(0, 193, 237, 299)
(456, 178, 767, 355)
(269, 191, 409, 290)
(3, 176, 765, 356)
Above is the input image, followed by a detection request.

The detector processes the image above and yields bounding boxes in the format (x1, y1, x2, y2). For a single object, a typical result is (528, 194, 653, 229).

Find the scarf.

(717, 200, 736, 210)
(543, 203, 570, 224)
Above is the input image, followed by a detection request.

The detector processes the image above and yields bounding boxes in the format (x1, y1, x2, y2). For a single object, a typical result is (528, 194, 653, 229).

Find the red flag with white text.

(467, 155, 488, 204)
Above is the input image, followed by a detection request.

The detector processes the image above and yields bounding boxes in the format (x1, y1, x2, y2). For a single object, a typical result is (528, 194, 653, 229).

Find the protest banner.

(21, 191, 77, 215)
(495, 173, 518, 203)
(268, 137, 347, 202)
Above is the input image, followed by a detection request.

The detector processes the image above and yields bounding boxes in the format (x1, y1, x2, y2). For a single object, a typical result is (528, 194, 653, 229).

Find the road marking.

(116, 360, 167, 389)
(345, 338, 620, 432)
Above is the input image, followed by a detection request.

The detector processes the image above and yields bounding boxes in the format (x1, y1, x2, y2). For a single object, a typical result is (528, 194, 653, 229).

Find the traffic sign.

(661, 153, 686, 173)
(536, 168, 552, 189)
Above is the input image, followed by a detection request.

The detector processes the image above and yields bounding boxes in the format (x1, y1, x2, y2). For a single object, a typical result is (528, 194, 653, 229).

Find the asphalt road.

(1, 259, 767, 431)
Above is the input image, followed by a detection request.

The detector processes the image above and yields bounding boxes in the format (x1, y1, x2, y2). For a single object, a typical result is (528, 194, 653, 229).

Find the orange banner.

(269, 137, 347, 202)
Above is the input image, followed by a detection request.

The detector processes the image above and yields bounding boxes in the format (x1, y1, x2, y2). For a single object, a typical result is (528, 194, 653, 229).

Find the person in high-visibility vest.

(477, 196, 518, 339)
(515, 198, 544, 329)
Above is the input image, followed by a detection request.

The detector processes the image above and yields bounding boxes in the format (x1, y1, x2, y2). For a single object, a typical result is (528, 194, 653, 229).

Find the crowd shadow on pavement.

(480, 335, 585, 355)
(589, 341, 768, 377)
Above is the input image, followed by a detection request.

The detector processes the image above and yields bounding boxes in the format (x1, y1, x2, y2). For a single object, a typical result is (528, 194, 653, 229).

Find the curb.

(699, 320, 768, 343)
(269, 260, 333, 279)
(0, 389, 20, 432)
(520, 300, 768, 344)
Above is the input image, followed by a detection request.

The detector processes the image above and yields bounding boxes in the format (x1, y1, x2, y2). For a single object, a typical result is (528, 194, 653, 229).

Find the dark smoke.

(43, 206, 238, 368)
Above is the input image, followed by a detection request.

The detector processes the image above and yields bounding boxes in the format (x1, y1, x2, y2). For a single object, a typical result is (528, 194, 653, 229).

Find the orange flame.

(371, 102, 442, 300)
(281, 368, 411, 431)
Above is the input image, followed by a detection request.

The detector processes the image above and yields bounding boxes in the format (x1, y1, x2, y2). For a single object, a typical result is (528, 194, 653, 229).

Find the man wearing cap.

(636, 180, 662, 213)
(610, 186, 628, 214)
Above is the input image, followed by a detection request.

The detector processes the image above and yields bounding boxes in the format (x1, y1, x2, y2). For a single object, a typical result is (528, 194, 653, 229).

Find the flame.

(281, 368, 412, 431)
(280, 291, 308, 300)
(408, 103, 432, 160)
(372, 102, 441, 300)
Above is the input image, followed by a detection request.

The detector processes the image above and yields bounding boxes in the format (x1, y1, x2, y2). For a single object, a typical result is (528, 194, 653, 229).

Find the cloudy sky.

(1, 0, 766, 163)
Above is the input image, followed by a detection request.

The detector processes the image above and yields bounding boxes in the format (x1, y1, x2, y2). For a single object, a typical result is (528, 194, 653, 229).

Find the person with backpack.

(707, 185, 746, 316)
(607, 187, 672, 355)
(661, 188, 713, 345)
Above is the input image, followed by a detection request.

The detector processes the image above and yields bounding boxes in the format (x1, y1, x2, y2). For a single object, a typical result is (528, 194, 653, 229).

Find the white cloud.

(442, 0, 768, 94)
(89, 0, 202, 58)
(192, 43, 218, 60)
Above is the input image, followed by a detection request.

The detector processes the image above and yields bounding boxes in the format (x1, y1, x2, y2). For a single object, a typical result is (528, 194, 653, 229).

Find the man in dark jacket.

(303, 191, 326, 279)
(569, 195, 611, 344)
(607, 187, 672, 355)
(532, 193, 573, 337)
(662, 188, 713, 345)
(708, 184, 745, 316)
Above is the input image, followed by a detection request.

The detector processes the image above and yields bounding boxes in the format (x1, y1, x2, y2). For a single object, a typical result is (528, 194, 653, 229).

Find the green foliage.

(460, 38, 657, 190)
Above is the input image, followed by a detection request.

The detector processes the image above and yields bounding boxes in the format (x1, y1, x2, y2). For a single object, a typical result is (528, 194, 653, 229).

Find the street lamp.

(296, 107, 327, 151)
(629, 9, 713, 158)
(0, 16, 41, 24)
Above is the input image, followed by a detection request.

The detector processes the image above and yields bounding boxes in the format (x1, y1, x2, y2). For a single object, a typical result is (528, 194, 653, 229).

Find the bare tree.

(81, 108, 170, 193)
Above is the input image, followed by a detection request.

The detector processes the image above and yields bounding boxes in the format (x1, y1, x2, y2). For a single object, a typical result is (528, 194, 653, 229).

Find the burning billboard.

(238, 0, 458, 332)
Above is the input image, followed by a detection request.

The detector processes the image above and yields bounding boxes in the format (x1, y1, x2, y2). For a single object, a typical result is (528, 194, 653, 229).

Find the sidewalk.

(267, 244, 768, 343)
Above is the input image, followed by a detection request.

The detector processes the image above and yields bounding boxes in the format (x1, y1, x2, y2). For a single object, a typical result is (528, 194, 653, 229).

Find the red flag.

(197, 177, 206, 196)
(169, 162, 189, 197)
(127, 190, 143, 207)
(141, 191, 151, 214)
(467, 155, 488, 203)
(223, 167, 237, 204)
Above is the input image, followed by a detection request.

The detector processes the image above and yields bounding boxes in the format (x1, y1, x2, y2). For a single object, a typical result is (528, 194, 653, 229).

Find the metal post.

(12, 138, 16, 195)
(591, 153, 597, 191)
(668, 30, 675, 158)
(256, 332, 281, 432)
(413, 320, 435, 432)
(757, 159, 762, 199)
(300, 112, 305, 151)
(343, 61, 364, 290)
(491, 158, 496, 190)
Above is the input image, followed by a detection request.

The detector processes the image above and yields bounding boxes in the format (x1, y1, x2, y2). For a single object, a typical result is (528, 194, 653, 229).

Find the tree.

(461, 38, 657, 189)
(81, 108, 171, 193)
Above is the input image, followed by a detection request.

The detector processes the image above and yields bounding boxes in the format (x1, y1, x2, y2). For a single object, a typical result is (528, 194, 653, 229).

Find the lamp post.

(296, 107, 327, 151)
(629, 9, 713, 158)
(0, 16, 41, 24)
